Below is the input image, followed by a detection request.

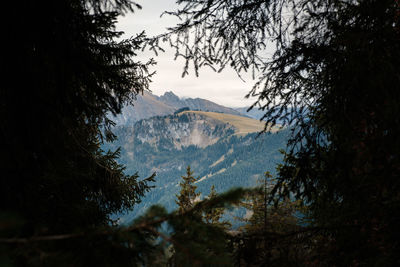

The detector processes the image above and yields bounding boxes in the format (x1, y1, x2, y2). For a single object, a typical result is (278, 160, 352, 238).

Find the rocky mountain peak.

(112, 90, 245, 125)
(160, 91, 180, 101)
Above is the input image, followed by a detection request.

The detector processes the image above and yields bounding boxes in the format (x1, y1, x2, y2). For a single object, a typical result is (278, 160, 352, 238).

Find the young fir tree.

(233, 172, 308, 266)
(175, 166, 200, 214)
(169, 167, 233, 266)
(203, 185, 230, 229)
(204, 185, 223, 224)
(245, 172, 272, 234)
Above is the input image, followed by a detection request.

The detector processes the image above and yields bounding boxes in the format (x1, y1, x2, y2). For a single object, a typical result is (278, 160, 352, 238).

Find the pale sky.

(116, 0, 260, 107)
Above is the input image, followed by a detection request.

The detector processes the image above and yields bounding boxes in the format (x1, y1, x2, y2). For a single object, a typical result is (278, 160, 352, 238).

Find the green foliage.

(5, 0, 398, 265)
(231, 173, 312, 266)
(175, 166, 200, 214)
(1, 0, 156, 265)
(241, 172, 273, 233)
(168, 168, 250, 266)
(105, 126, 289, 221)
(156, 0, 400, 264)
(167, 214, 232, 266)
(203, 185, 230, 229)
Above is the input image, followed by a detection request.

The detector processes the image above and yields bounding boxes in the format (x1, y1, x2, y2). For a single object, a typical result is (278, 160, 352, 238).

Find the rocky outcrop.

(133, 112, 235, 149)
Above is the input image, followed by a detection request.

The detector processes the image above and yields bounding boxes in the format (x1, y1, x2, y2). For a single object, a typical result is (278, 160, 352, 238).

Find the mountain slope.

(111, 91, 243, 125)
(159, 91, 243, 116)
(111, 92, 175, 125)
(134, 112, 235, 149)
(179, 110, 280, 135)
(234, 107, 267, 120)
(104, 111, 289, 224)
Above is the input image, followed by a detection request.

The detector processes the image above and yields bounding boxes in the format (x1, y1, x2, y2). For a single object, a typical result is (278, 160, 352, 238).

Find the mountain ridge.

(104, 110, 288, 224)
(179, 110, 280, 135)
(112, 91, 244, 125)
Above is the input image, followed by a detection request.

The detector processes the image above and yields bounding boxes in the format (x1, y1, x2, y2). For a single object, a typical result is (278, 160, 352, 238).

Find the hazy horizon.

(116, 0, 266, 108)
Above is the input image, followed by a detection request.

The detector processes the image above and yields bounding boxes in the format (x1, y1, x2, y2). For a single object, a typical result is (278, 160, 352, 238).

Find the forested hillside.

(104, 112, 288, 223)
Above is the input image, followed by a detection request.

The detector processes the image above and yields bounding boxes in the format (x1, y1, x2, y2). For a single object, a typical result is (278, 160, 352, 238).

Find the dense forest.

(104, 116, 289, 222)
(1, 0, 399, 266)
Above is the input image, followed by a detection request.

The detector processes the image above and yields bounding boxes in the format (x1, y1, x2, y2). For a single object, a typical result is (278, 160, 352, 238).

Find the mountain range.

(105, 91, 288, 224)
(111, 91, 245, 125)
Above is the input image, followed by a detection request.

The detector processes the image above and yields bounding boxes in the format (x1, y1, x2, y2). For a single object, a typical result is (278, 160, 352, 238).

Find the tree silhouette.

(155, 0, 400, 264)
(176, 166, 200, 214)
(1, 0, 156, 265)
(169, 167, 233, 266)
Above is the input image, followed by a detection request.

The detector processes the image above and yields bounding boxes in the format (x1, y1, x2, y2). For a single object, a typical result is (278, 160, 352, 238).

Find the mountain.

(104, 111, 288, 224)
(133, 111, 236, 149)
(159, 91, 243, 116)
(111, 92, 176, 125)
(130, 111, 279, 149)
(234, 107, 267, 120)
(235, 106, 300, 125)
(111, 91, 243, 125)
(179, 111, 279, 135)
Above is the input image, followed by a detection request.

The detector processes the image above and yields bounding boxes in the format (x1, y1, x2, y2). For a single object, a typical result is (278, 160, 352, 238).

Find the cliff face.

(133, 112, 235, 149)
(104, 110, 288, 223)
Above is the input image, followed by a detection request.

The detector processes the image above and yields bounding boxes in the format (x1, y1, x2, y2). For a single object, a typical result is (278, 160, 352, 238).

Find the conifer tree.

(204, 185, 224, 224)
(233, 172, 307, 266)
(204, 185, 231, 229)
(1, 0, 156, 265)
(156, 0, 400, 264)
(175, 166, 200, 214)
(169, 167, 233, 266)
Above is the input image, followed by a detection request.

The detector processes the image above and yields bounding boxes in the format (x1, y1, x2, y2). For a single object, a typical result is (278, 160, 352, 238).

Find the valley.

(104, 93, 289, 224)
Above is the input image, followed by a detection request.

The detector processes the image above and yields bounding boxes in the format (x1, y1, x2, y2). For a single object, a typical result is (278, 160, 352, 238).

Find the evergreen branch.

(0, 188, 249, 244)
(143, 225, 202, 266)
(0, 233, 85, 244)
